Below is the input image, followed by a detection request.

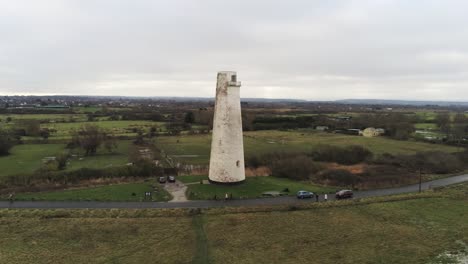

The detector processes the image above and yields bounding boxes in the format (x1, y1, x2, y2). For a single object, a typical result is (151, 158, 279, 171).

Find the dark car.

(168, 176, 176, 183)
(158, 176, 167, 184)
(335, 190, 353, 199)
(296, 190, 314, 199)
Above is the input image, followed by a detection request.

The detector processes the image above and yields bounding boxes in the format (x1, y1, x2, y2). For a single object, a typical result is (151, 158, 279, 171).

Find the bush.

(374, 151, 464, 174)
(310, 145, 373, 165)
(0, 163, 165, 187)
(418, 152, 463, 174)
(0, 131, 14, 156)
(318, 169, 358, 186)
(246, 152, 302, 168)
(271, 155, 322, 180)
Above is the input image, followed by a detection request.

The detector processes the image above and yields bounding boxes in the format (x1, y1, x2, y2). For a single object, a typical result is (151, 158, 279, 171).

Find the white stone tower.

(208, 71, 245, 184)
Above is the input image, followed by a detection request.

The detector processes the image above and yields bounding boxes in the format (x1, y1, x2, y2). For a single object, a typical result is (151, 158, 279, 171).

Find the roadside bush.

(310, 145, 373, 165)
(417, 152, 463, 174)
(0, 163, 165, 187)
(374, 151, 464, 174)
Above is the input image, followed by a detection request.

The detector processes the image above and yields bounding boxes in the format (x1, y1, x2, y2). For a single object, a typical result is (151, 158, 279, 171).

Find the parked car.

(158, 176, 167, 184)
(335, 190, 353, 199)
(296, 190, 314, 199)
(168, 176, 176, 183)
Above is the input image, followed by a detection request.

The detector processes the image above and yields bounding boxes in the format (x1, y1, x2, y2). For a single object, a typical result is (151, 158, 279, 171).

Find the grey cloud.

(1, 0, 468, 100)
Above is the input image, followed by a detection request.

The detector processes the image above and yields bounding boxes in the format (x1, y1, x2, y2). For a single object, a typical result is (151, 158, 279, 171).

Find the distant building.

(315, 126, 329, 131)
(346, 129, 362, 135)
(363, 127, 385, 137)
(375, 128, 385, 134)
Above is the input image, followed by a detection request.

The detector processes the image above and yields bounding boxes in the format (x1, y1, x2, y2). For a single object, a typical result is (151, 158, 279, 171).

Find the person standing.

(315, 193, 319, 202)
(324, 193, 328, 201)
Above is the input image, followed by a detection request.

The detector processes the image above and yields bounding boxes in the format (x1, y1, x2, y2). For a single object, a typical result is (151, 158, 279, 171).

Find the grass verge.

(186, 176, 336, 200)
(9, 181, 172, 202)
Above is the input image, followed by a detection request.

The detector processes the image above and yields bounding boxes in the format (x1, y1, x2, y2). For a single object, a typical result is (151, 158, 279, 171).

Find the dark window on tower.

(236, 160, 240, 167)
(231, 75, 237, 82)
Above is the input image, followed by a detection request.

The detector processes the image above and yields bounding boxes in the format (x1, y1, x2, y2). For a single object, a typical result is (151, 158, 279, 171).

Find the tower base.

(208, 179, 245, 185)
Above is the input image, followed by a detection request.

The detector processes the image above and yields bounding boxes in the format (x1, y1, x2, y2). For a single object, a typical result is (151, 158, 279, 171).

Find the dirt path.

(164, 180, 188, 202)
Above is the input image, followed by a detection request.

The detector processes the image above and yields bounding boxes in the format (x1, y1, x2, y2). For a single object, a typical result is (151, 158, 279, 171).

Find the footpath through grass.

(192, 215, 212, 264)
(186, 176, 335, 200)
(11, 181, 172, 202)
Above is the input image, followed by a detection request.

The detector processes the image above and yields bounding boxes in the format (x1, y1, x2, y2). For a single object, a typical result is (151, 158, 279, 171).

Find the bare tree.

(71, 125, 117, 156)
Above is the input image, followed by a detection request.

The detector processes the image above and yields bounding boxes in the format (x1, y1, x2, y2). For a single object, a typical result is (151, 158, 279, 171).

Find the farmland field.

(0, 215, 195, 264)
(66, 140, 132, 170)
(0, 113, 87, 122)
(0, 140, 132, 177)
(203, 195, 468, 264)
(42, 120, 166, 138)
(414, 123, 438, 130)
(0, 183, 466, 264)
(0, 143, 66, 177)
(159, 131, 460, 165)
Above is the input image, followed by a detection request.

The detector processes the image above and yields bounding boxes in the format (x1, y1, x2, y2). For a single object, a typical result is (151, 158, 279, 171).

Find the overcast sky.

(1, 0, 468, 100)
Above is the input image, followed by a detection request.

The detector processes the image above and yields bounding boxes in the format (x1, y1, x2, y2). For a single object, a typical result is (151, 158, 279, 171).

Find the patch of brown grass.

(325, 162, 367, 174)
(245, 166, 271, 177)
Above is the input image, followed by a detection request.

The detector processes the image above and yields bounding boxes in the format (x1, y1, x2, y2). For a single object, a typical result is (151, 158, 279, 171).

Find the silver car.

(296, 190, 314, 199)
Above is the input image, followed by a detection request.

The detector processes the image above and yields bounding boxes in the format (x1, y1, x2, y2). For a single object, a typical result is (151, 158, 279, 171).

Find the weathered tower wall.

(208, 71, 245, 184)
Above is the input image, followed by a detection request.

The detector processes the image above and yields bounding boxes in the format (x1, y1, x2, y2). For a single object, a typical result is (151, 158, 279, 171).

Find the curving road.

(1, 174, 468, 209)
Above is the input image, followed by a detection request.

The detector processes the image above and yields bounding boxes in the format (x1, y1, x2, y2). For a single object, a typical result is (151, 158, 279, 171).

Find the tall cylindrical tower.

(208, 71, 245, 184)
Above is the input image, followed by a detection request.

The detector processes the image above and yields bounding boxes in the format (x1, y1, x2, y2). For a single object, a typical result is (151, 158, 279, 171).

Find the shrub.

(0, 163, 165, 187)
(246, 152, 303, 168)
(318, 169, 358, 186)
(310, 145, 373, 165)
(271, 155, 322, 180)
(374, 151, 464, 174)
(0, 132, 13, 156)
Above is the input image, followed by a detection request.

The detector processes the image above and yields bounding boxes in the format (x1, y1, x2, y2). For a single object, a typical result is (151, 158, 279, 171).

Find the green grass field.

(415, 123, 438, 129)
(0, 113, 87, 122)
(67, 140, 131, 170)
(159, 131, 460, 165)
(0, 140, 132, 177)
(42, 120, 166, 138)
(178, 175, 210, 184)
(0, 215, 195, 264)
(203, 196, 468, 264)
(186, 176, 336, 200)
(0, 183, 466, 263)
(0, 143, 66, 177)
(12, 181, 171, 202)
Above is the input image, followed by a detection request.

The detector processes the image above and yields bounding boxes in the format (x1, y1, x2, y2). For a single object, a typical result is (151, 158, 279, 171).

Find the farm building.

(315, 126, 329, 131)
(363, 127, 385, 137)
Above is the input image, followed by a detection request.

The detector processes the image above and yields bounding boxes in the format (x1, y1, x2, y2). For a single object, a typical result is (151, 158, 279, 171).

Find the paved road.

(1, 174, 467, 209)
